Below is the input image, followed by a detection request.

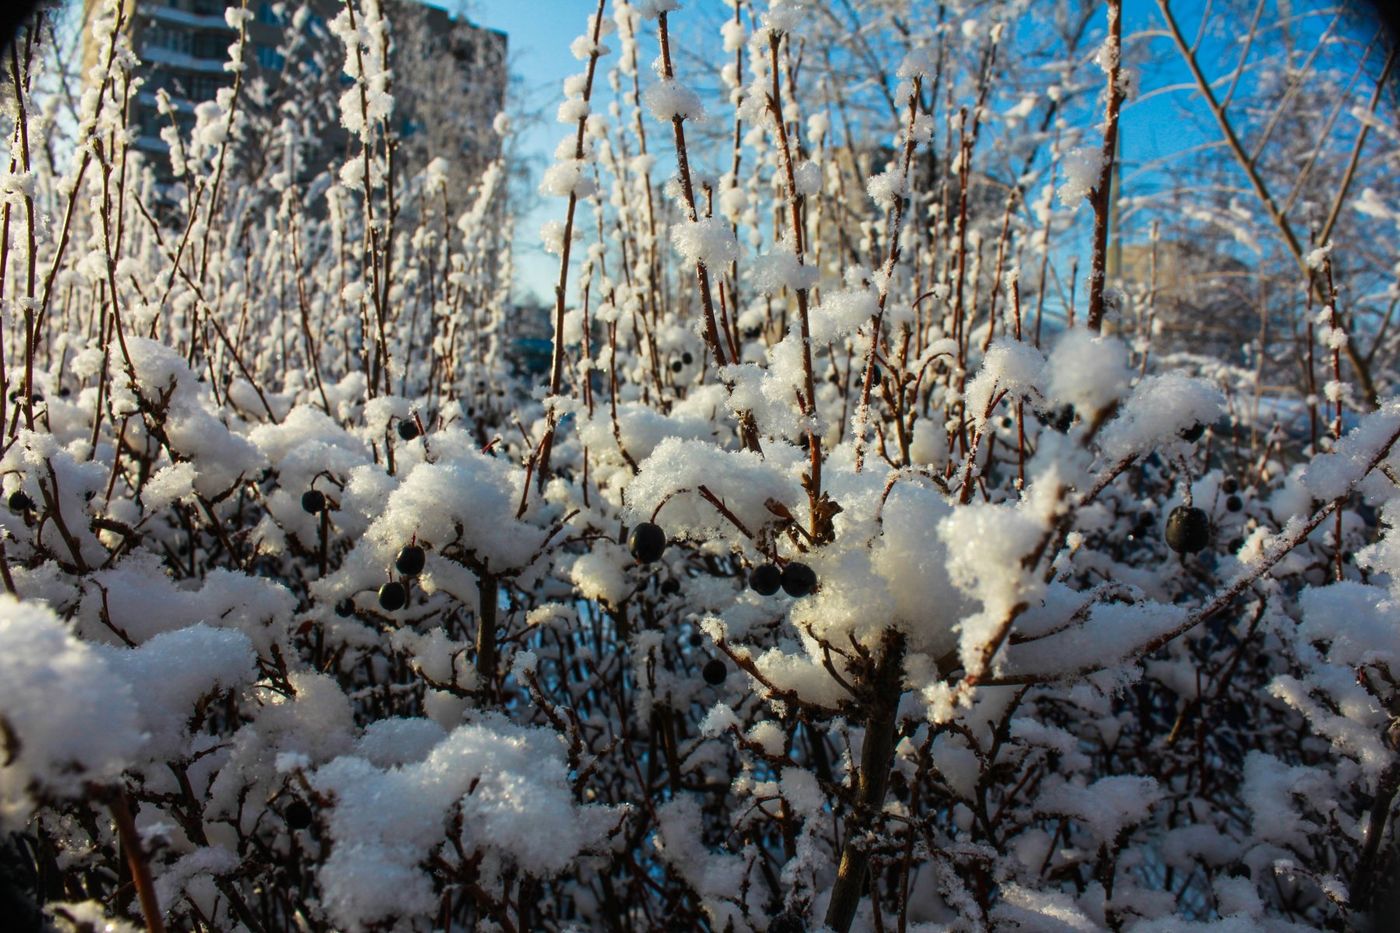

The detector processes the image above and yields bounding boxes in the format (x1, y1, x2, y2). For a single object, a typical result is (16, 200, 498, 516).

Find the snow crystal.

(644, 80, 703, 122)
(965, 339, 1046, 426)
(751, 243, 817, 296)
(811, 285, 879, 343)
(1057, 147, 1103, 208)
(1045, 328, 1130, 417)
(671, 216, 739, 269)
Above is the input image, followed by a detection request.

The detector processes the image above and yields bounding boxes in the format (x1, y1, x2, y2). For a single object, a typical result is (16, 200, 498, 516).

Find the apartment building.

(86, 0, 506, 188)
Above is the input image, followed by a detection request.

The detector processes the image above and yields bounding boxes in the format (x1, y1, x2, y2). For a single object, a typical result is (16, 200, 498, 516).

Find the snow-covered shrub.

(0, 0, 1397, 930)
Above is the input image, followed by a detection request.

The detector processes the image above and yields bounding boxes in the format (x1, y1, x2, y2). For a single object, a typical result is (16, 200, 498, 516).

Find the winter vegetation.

(1, 0, 1399, 930)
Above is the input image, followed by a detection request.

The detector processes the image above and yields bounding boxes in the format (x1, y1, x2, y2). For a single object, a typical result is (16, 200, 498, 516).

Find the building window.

(192, 33, 227, 59)
(254, 45, 285, 71)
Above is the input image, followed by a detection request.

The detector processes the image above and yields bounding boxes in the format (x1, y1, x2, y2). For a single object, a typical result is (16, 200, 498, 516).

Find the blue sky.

(459, 1, 594, 303)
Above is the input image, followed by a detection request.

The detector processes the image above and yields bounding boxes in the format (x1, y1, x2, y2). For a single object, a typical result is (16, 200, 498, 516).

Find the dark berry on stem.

(688, 631, 704, 648)
(682, 351, 694, 365)
(334, 598, 355, 618)
(1226, 495, 1243, 513)
(660, 578, 680, 596)
(284, 800, 313, 830)
(301, 489, 326, 514)
(1222, 477, 1239, 494)
(670, 359, 683, 373)
(781, 562, 817, 597)
(1165, 506, 1210, 554)
(397, 418, 421, 441)
(750, 563, 782, 596)
(702, 658, 727, 685)
(378, 581, 408, 611)
(395, 544, 426, 576)
(627, 522, 666, 563)
(8, 491, 33, 512)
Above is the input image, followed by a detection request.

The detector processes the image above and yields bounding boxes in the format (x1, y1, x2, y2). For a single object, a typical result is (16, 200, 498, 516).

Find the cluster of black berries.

(749, 561, 817, 598)
(377, 544, 426, 611)
(627, 521, 818, 598)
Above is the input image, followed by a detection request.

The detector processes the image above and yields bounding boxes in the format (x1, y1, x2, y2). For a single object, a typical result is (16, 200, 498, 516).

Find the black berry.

(334, 598, 355, 618)
(378, 581, 408, 611)
(301, 489, 326, 514)
(750, 563, 782, 596)
(1225, 495, 1243, 513)
(660, 578, 681, 595)
(688, 631, 704, 647)
(702, 659, 727, 685)
(1222, 477, 1239, 494)
(670, 359, 683, 373)
(8, 490, 33, 512)
(397, 418, 421, 441)
(1179, 422, 1205, 442)
(780, 562, 817, 597)
(284, 800, 313, 830)
(627, 522, 666, 563)
(395, 544, 426, 576)
(1165, 506, 1210, 554)
(682, 351, 694, 365)
(1041, 404, 1074, 433)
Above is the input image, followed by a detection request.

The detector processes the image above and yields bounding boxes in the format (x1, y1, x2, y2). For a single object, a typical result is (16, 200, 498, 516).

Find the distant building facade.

(84, 0, 506, 189)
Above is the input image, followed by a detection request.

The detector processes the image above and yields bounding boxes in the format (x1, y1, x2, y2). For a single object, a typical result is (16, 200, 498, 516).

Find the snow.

(10, 3, 1400, 929)
(671, 216, 740, 268)
(1099, 373, 1224, 462)
(1038, 774, 1162, 844)
(1057, 147, 1103, 207)
(626, 437, 801, 542)
(811, 284, 879, 343)
(643, 80, 704, 122)
(0, 598, 141, 825)
(1044, 328, 1131, 417)
(965, 339, 1046, 426)
(1301, 400, 1400, 502)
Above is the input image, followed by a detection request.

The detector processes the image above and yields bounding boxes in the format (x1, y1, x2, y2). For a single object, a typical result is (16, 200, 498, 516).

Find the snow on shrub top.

(94, 623, 257, 762)
(0, 598, 142, 826)
(1044, 327, 1130, 417)
(309, 716, 623, 931)
(627, 437, 802, 543)
(1301, 399, 1400, 502)
(1098, 372, 1224, 462)
(121, 337, 266, 496)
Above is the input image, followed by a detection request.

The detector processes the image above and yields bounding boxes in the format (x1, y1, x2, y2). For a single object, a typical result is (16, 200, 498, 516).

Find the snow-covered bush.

(1, 0, 1397, 930)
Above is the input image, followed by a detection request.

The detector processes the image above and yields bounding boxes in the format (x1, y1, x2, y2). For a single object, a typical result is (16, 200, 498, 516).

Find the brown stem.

(1085, 0, 1123, 333)
(825, 630, 906, 933)
(107, 789, 166, 933)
